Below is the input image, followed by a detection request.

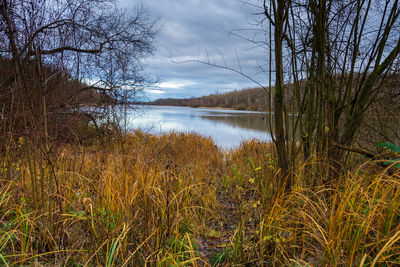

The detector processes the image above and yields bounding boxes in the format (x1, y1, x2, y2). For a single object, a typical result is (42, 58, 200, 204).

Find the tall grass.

(0, 131, 399, 265)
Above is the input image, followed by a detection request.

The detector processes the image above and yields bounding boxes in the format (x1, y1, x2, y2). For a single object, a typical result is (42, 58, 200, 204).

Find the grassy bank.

(0, 131, 399, 266)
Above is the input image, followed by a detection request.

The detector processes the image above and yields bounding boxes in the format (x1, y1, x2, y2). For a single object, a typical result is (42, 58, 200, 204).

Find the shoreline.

(143, 104, 264, 112)
(196, 106, 236, 110)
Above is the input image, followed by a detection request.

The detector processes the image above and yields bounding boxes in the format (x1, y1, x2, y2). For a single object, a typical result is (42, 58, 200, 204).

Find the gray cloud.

(119, 0, 268, 100)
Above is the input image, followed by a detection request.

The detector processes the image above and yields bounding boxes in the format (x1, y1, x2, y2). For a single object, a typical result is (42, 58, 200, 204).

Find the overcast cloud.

(119, 0, 267, 100)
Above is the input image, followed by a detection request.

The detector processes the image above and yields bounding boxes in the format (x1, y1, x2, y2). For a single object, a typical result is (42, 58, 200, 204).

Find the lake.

(126, 105, 273, 149)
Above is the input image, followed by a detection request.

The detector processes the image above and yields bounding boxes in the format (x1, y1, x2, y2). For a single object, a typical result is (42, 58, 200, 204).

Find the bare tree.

(261, 0, 400, 188)
(0, 0, 158, 143)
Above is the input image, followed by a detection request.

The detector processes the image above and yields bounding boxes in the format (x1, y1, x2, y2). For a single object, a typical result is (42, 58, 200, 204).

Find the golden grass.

(0, 131, 399, 266)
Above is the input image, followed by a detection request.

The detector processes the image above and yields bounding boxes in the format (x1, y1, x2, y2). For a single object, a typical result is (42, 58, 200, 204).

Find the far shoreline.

(196, 106, 235, 110)
(141, 103, 264, 112)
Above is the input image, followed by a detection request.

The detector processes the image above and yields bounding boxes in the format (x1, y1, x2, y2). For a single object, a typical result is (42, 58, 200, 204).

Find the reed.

(0, 131, 399, 265)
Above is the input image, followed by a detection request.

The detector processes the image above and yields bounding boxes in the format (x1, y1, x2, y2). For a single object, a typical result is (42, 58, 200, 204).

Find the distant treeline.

(148, 87, 269, 111)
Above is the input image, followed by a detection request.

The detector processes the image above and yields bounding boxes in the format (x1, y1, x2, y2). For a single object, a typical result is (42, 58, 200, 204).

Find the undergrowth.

(0, 131, 399, 266)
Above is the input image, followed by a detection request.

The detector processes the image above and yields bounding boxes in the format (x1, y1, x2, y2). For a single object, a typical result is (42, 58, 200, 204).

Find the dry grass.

(0, 131, 400, 266)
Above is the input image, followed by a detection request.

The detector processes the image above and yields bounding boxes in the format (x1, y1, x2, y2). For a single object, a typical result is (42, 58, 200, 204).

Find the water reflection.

(127, 105, 273, 149)
(201, 113, 271, 132)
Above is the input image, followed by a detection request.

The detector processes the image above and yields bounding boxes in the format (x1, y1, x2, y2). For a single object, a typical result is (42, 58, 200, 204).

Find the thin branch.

(172, 58, 267, 91)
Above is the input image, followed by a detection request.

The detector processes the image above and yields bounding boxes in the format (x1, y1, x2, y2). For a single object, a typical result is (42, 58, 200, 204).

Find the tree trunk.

(273, 0, 291, 192)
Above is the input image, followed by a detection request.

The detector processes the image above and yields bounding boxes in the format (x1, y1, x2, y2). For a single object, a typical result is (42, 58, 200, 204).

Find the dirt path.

(196, 191, 241, 266)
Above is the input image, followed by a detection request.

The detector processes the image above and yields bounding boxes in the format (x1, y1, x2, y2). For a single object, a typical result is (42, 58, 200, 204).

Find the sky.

(118, 0, 268, 100)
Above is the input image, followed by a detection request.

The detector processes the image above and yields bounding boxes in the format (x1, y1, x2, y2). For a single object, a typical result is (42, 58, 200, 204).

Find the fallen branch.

(332, 141, 375, 158)
(332, 141, 399, 174)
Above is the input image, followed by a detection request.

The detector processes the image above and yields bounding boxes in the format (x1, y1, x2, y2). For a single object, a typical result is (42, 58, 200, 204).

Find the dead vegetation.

(0, 131, 399, 266)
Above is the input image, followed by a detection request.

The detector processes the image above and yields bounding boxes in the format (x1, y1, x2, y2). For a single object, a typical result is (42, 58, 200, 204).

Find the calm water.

(126, 105, 273, 149)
